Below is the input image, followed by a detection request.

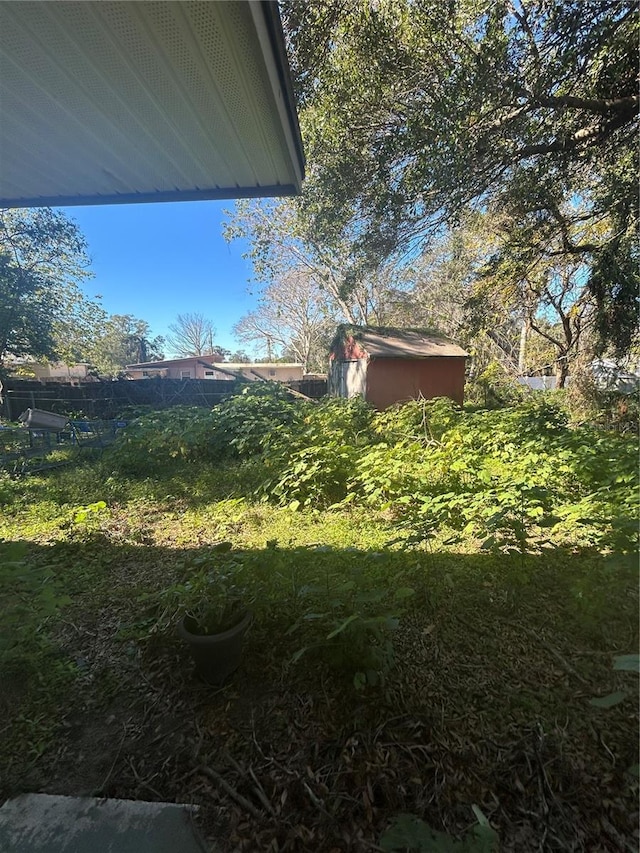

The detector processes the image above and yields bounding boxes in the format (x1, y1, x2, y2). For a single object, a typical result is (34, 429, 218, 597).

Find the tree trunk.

(518, 318, 529, 373)
(555, 357, 569, 388)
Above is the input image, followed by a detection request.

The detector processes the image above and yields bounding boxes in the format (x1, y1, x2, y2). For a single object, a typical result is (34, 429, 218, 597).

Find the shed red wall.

(366, 357, 466, 409)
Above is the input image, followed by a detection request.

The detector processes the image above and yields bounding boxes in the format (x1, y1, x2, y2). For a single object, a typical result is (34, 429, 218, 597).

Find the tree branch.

(512, 106, 637, 160)
(533, 94, 638, 116)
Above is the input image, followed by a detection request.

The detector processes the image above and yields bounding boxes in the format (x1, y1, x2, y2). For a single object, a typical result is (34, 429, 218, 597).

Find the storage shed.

(329, 326, 468, 410)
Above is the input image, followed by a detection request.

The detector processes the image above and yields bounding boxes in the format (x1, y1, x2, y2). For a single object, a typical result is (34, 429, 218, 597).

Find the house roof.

(226, 363, 303, 369)
(0, 1, 304, 207)
(125, 358, 303, 370)
(126, 357, 206, 369)
(335, 326, 468, 359)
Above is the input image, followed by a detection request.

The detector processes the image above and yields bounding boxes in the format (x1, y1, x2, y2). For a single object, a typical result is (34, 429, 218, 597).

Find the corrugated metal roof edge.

(2, 183, 300, 209)
(258, 1, 306, 181)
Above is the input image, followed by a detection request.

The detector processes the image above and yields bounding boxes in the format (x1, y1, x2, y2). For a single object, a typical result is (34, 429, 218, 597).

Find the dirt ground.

(4, 573, 638, 853)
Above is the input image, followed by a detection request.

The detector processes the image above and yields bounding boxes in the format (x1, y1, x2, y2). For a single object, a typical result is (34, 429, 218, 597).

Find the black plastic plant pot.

(178, 610, 253, 685)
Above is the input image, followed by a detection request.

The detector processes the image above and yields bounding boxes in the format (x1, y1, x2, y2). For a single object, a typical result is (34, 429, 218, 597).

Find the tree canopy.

(233, 269, 333, 371)
(0, 208, 164, 379)
(0, 208, 92, 372)
(0, 254, 58, 368)
(88, 314, 164, 377)
(166, 313, 222, 358)
(282, 0, 638, 355)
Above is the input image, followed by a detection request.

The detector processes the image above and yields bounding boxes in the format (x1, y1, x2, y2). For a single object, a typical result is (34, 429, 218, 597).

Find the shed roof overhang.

(0, 1, 304, 208)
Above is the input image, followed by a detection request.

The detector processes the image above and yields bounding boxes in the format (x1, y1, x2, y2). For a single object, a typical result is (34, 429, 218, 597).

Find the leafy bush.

(267, 442, 362, 508)
(263, 397, 376, 507)
(465, 359, 528, 408)
(108, 385, 300, 472)
(104, 390, 637, 553)
(280, 548, 415, 689)
(144, 544, 253, 635)
(348, 397, 638, 553)
(214, 383, 301, 457)
(135, 542, 414, 690)
(372, 396, 463, 443)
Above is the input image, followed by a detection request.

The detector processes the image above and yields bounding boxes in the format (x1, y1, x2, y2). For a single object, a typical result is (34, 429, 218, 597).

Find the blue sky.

(59, 200, 258, 356)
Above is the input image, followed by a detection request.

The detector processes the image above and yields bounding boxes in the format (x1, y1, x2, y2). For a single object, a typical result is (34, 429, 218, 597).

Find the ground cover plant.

(0, 387, 637, 852)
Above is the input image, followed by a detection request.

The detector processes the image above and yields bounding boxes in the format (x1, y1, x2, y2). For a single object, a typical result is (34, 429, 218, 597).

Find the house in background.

(236, 363, 305, 383)
(329, 326, 468, 409)
(125, 357, 304, 383)
(6, 359, 92, 383)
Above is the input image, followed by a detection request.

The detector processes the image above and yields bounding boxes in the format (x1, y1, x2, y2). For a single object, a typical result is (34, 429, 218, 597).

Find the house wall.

(238, 364, 304, 382)
(127, 357, 201, 379)
(127, 361, 304, 382)
(366, 357, 466, 409)
(10, 361, 90, 381)
(517, 375, 558, 391)
(329, 358, 366, 399)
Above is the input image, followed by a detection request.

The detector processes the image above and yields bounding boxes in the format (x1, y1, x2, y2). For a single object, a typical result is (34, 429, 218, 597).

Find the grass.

(0, 454, 638, 852)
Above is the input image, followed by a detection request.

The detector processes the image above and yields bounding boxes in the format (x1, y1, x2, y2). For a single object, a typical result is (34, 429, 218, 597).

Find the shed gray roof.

(341, 327, 468, 359)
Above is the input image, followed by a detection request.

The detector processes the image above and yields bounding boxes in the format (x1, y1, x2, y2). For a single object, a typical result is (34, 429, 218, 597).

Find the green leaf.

(465, 823, 499, 852)
(353, 671, 367, 690)
(589, 691, 628, 709)
(470, 805, 490, 827)
(365, 669, 379, 686)
(613, 654, 640, 673)
(0, 542, 28, 563)
(393, 587, 416, 601)
(326, 613, 359, 639)
(355, 589, 386, 604)
(291, 647, 308, 663)
(380, 814, 457, 852)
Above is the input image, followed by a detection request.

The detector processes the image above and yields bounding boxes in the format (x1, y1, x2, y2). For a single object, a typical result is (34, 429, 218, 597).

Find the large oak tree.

(282, 0, 638, 354)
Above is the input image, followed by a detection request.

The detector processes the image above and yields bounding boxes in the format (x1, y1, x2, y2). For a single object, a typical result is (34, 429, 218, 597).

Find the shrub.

(263, 397, 377, 507)
(380, 398, 639, 552)
(105, 391, 637, 553)
(108, 385, 300, 472)
(372, 396, 463, 443)
(280, 548, 415, 689)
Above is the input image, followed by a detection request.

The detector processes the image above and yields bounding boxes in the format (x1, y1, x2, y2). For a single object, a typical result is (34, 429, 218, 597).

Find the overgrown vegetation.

(0, 386, 637, 851)
(104, 388, 639, 556)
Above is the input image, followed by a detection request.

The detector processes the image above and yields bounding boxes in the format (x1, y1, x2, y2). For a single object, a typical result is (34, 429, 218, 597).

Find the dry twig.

(196, 764, 263, 820)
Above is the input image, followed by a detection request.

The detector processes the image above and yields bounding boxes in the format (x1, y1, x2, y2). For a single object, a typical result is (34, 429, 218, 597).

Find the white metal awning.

(0, 1, 304, 207)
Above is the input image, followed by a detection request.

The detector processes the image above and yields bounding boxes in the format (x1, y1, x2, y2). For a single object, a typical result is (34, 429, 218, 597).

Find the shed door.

(342, 360, 367, 399)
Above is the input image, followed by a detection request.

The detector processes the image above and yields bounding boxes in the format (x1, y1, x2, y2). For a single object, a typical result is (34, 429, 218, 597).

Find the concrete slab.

(0, 793, 208, 853)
